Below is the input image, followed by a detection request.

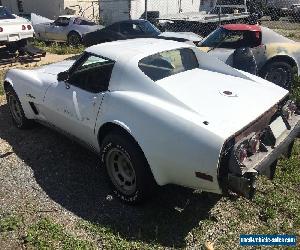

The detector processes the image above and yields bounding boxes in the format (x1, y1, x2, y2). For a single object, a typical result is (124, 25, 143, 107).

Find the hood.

(156, 68, 288, 138)
(36, 60, 76, 75)
(160, 32, 202, 42)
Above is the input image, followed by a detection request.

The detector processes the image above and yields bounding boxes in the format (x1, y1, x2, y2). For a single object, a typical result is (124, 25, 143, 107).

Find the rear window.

(0, 6, 15, 19)
(138, 48, 199, 81)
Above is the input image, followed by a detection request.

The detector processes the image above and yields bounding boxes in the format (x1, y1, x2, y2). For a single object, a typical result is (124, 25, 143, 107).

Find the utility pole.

(145, 0, 148, 20)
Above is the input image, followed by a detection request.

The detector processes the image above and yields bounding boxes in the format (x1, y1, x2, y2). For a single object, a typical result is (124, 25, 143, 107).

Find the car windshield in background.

(139, 48, 199, 81)
(0, 6, 16, 19)
(74, 17, 96, 26)
(138, 21, 161, 35)
(200, 27, 230, 47)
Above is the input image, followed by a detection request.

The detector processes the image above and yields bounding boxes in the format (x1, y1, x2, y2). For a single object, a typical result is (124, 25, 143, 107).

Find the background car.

(0, 6, 34, 52)
(198, 24, 300, 90)
(33, 15, 103, 45)
(82, 19, 202, 47)
(4, 38, 300, 204)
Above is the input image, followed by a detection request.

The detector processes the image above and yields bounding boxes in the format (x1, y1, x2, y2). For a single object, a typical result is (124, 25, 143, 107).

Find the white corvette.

(0, 6, 33, 49)
(4, 38, 300, 204)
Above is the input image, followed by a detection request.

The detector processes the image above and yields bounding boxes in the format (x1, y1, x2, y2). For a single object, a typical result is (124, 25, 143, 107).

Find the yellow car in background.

(198, 24, 300, 90)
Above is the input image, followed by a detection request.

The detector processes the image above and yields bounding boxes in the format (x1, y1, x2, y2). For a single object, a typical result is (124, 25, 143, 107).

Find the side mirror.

(57, 71, 69, 82)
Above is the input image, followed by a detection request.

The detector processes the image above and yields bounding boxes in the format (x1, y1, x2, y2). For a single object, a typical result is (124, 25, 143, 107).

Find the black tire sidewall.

(101, 133, 154, 204)
(6, 87, 30, 129)
(68, 32, 81, 46)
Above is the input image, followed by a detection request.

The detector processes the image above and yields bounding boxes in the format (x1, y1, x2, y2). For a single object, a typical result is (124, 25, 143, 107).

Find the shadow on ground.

(0, 102, 220, 247)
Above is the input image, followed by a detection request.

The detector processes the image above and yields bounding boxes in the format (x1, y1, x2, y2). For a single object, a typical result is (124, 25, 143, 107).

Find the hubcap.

(266, 67, 289, 88)
(8, 95, 22, 125)
(106, 148, 136, 195)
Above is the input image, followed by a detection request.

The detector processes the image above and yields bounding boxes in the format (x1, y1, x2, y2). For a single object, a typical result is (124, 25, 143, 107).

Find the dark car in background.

(82, 19, 202, 47)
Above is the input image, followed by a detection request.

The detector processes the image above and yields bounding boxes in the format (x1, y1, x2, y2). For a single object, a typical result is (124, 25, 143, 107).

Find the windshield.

(0, 6, 16, 19)
(138, 21, 161, 35)
(139, 48, 199, 81)
(200, 27, 230, 47)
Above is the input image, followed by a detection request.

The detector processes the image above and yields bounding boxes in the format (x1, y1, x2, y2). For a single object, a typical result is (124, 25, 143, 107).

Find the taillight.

(0, 27, 3, 32)
(27, 25, 32, 30)
(22, 25, 26, 30)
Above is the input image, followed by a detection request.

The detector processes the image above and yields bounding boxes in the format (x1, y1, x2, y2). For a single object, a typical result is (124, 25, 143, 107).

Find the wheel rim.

(266, 66, 289, 89)
(8, 95, 23, 125)
(106, 148, 136, 195)
(69, 34, 80, 46)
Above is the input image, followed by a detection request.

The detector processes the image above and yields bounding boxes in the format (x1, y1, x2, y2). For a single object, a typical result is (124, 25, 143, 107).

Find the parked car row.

(32, 15, 203, 46)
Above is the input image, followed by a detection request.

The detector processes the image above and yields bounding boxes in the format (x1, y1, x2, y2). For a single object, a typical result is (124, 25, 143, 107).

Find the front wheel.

(261, 61, 293, 90)
(100, 132, 156, 204)
(6, 86, 33, 129)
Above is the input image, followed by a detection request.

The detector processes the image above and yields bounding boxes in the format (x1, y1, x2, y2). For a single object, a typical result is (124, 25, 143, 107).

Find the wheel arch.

(259, 55, 299, 76)
(97, 121, 159, 185)
(68, 30, 82, 38)
(3, 80, 14, 93)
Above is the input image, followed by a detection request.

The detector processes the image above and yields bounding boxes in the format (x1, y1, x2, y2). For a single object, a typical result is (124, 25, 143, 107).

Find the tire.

(6, 42, 18, 54)
(100, 131, 156, 204)
(261, 61, 293, 90)
(67, 32, 82, 46)
(6, 86, 33, 129)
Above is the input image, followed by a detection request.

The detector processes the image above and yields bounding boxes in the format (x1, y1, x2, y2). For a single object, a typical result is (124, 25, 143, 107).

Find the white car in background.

(32, 14, 103, 45)
(4, 39, 300, 204)
(0, 6, 34, 51)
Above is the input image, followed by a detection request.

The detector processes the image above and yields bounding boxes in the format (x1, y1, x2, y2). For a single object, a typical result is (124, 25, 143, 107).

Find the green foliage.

(24, 218, 95, 250)
(0, 214, 22, 232)
(33, 40, 84, 55)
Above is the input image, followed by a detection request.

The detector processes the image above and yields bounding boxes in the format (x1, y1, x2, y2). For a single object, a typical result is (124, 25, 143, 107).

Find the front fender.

(264, 44, 300, 76)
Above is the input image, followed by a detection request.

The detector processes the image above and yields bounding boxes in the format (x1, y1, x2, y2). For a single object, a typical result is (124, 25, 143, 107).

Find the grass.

(0, 214, 22, 232)
(33, 40, 84, 55)
(24, 218, 95, 250)
(0, 69, 6, 96)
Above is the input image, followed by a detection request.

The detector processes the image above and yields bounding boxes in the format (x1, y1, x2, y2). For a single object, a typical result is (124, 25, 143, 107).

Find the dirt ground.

(0, 53, 74, 70)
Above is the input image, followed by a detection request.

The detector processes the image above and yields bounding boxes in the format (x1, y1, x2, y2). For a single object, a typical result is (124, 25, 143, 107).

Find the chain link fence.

(99, 0, 300, 40)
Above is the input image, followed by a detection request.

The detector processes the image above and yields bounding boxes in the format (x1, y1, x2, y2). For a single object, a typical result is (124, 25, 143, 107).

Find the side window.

(54, 17, 70, 27)
(73, 17, 96, 26)
(119, 23, 142, 35)
(68, 55, 115, 93)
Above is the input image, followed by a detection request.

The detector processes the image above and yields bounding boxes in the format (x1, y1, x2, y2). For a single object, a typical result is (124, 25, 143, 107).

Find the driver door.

(42, 53, 115, 146)
(46, 17, 70, 41)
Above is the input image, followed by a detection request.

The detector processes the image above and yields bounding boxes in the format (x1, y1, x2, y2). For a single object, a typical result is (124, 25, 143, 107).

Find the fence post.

(145, 0, 148, 20)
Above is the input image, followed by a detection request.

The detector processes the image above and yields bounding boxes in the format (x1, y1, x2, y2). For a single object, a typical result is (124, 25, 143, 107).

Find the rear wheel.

(6, 86, 33, 129)
(100, 131, 156, 204)
(262, 61, 293, 90)
(67, 32, 82, 46)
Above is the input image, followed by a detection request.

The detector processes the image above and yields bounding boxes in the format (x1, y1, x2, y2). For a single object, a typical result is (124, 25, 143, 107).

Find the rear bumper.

(227, 119, 300, 199)
(255, 121, 300, 174)
(0, 31, 34, 43)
